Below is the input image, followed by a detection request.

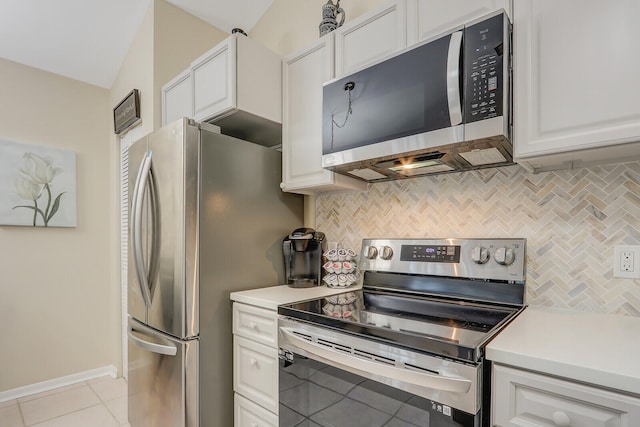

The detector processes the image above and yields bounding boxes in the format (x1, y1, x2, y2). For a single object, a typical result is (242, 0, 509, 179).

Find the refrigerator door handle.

(130, 149, 160, 308)
(128, 324, 178, 356)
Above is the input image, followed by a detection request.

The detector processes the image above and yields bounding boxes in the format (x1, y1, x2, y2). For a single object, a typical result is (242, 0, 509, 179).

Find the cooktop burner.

(278, 287, 519, 362)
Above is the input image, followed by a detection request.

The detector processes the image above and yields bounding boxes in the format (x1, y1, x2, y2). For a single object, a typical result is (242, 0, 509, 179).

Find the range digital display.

(400, 245, 461, 263)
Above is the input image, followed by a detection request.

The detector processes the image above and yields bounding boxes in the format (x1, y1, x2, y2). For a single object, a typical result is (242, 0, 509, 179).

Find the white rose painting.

(0, 139, 77, 227)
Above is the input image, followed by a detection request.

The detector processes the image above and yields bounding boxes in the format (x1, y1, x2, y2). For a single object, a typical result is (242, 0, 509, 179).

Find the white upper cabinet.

(281, 35, 367, 195)
(334, 0, 412, 77)
(513, 0, 640, 171)
(414, 0, 511, 42)
(191, 34, 281, 125)
(191, 40, 234, 122)
(161, 34, 282, 147)
(162, 69, 192, 126)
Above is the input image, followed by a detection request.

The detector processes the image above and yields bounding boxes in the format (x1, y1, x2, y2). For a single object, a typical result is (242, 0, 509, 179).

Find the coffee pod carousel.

(321, 247, 359, 288)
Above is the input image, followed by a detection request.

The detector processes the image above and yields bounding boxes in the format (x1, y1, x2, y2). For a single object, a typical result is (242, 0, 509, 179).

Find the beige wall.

(0, 58, 112, 391)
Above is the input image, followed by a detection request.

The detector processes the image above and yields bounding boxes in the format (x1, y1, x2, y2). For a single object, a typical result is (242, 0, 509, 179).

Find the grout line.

(11, 378, 127, 427)
(27, 402, 104, 427)
(17, 400, 26, 427)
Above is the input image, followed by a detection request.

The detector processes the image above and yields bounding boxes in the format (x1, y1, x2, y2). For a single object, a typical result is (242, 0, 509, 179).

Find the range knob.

(379, 245, 394, 260)
(471, 246, 490, 264)
(494, 247, 515, 266)
(364, 245, 378, 259)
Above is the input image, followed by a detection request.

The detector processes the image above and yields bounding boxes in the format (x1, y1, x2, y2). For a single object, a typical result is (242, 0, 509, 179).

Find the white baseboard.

(0, 365, 118, 403)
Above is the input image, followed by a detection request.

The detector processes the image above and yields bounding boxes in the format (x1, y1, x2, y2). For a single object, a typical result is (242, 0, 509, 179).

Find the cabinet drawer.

(234, 336, 279, 414)
(493, 364, 640, 427)
(234, 393, 278, 427)
(233, 303, 278, 347)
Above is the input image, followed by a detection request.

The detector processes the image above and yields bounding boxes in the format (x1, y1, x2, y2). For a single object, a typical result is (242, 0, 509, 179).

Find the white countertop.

(486, 305, 640, 396)
(230, 284, 361, 311)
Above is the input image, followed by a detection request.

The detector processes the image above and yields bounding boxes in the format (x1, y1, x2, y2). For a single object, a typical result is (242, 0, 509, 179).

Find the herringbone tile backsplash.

(315, 163, 640, 317)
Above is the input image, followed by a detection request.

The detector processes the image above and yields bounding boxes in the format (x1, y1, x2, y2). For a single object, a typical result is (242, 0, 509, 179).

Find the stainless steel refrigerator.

(126, 118, 303, 427)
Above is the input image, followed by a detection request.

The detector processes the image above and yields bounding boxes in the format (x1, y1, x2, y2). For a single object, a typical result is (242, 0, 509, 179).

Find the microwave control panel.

(464, 13, 508, 123)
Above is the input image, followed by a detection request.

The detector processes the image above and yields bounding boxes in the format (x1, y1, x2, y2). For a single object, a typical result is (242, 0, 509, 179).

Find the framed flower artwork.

(0, 139, 77, 227)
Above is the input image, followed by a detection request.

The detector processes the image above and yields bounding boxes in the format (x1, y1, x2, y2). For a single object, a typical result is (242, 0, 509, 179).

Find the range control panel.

(400, 245, 461, 263)
(360, 238, 526, 283)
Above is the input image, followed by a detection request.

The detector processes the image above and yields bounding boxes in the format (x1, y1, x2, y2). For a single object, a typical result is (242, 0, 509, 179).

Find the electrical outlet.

(613, 245, 640, 278)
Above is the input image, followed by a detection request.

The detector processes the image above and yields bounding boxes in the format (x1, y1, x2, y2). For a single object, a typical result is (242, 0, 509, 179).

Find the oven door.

(278, 317, 481, 427)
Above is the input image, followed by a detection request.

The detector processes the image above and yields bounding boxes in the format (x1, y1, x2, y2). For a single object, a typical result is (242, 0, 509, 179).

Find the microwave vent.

(459, 148, 507, 166)
(347, 168, 387, 181)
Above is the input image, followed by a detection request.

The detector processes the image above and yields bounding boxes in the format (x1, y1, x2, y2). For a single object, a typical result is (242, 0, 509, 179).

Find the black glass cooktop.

(278, 288, 521, 363)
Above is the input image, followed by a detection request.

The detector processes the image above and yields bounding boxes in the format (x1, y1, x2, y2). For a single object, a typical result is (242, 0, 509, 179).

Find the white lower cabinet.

(492, 364, 640, 427)
(234, 393, 278, 427)
(232, 303, 279, 426)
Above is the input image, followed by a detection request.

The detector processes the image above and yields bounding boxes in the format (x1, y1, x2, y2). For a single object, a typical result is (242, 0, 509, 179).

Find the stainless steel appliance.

(322, 10, 512, 182)
(282, 227, 326, 288)
(278, 238, 526, 426)
(126, 118, 303, 427)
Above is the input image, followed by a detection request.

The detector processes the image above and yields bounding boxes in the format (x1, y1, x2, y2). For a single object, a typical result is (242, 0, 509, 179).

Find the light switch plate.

(613, 245, 640, 279)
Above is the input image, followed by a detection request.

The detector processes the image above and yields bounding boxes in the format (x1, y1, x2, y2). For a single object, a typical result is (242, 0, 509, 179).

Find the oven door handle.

(281, 327, 472, 394)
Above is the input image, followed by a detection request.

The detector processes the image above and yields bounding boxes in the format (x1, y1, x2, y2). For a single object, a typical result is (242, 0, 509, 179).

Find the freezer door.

(127, 317, 198, 427)
(128, 118, 199, 338)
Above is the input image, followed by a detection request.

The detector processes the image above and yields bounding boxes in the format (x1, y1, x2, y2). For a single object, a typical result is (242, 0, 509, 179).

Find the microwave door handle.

(446, 30, 463, 126)
(280, 328, 471, 394)
(131, 149, 153, 308)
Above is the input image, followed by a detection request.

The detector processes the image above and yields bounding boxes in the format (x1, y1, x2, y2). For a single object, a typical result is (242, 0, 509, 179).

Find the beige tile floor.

(0, 376, 129, 427)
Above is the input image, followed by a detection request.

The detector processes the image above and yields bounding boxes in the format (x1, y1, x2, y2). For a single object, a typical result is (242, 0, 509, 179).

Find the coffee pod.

(325, 249, 338, 261)
(323, 274, 337, 286)
(337, 248, 348, 261)
(323, 261, 334, 273)
(347, 249, 357, 260)
(342, 261, 353, 273)
(337, 274, 348, 286)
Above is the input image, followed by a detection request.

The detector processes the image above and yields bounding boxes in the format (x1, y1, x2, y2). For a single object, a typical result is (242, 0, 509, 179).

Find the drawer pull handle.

(250, 322, 259, 330)
(251, 423, 258, 427)
(552, 411, 571, 427)
(249, 358, 258, 367)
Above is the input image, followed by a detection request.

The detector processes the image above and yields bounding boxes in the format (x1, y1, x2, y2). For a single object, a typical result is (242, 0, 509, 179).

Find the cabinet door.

(492, 364, 640, 427)
(233, 336, 279, 414)
(191, 38, 235, 122)
(281, 35, 367, 195)
(335, 0, 409, 77)
(514, 0, 640, 163)
(232, 303, 278, 348)
(162, 69, 192, 126)
(415, 0, 511, 42)
(234, 393, 278, 427)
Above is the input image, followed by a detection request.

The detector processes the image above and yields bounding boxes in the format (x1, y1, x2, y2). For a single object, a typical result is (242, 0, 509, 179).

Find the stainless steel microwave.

(322, 10, 512, 182)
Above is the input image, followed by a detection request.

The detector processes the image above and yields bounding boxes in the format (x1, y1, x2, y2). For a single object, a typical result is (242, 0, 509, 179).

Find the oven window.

(279, 352, 477, 427)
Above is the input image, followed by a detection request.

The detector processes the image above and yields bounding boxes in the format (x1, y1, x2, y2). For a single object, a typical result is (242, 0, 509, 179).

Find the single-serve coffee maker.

(283, 228, 326, 288)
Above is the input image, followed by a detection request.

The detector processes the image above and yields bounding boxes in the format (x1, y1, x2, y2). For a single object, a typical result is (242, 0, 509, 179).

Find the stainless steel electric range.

(278, 238, 526, 427)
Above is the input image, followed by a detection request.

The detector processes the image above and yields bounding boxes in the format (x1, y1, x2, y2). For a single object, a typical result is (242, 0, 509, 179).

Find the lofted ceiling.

(0, 0, 273, 89)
